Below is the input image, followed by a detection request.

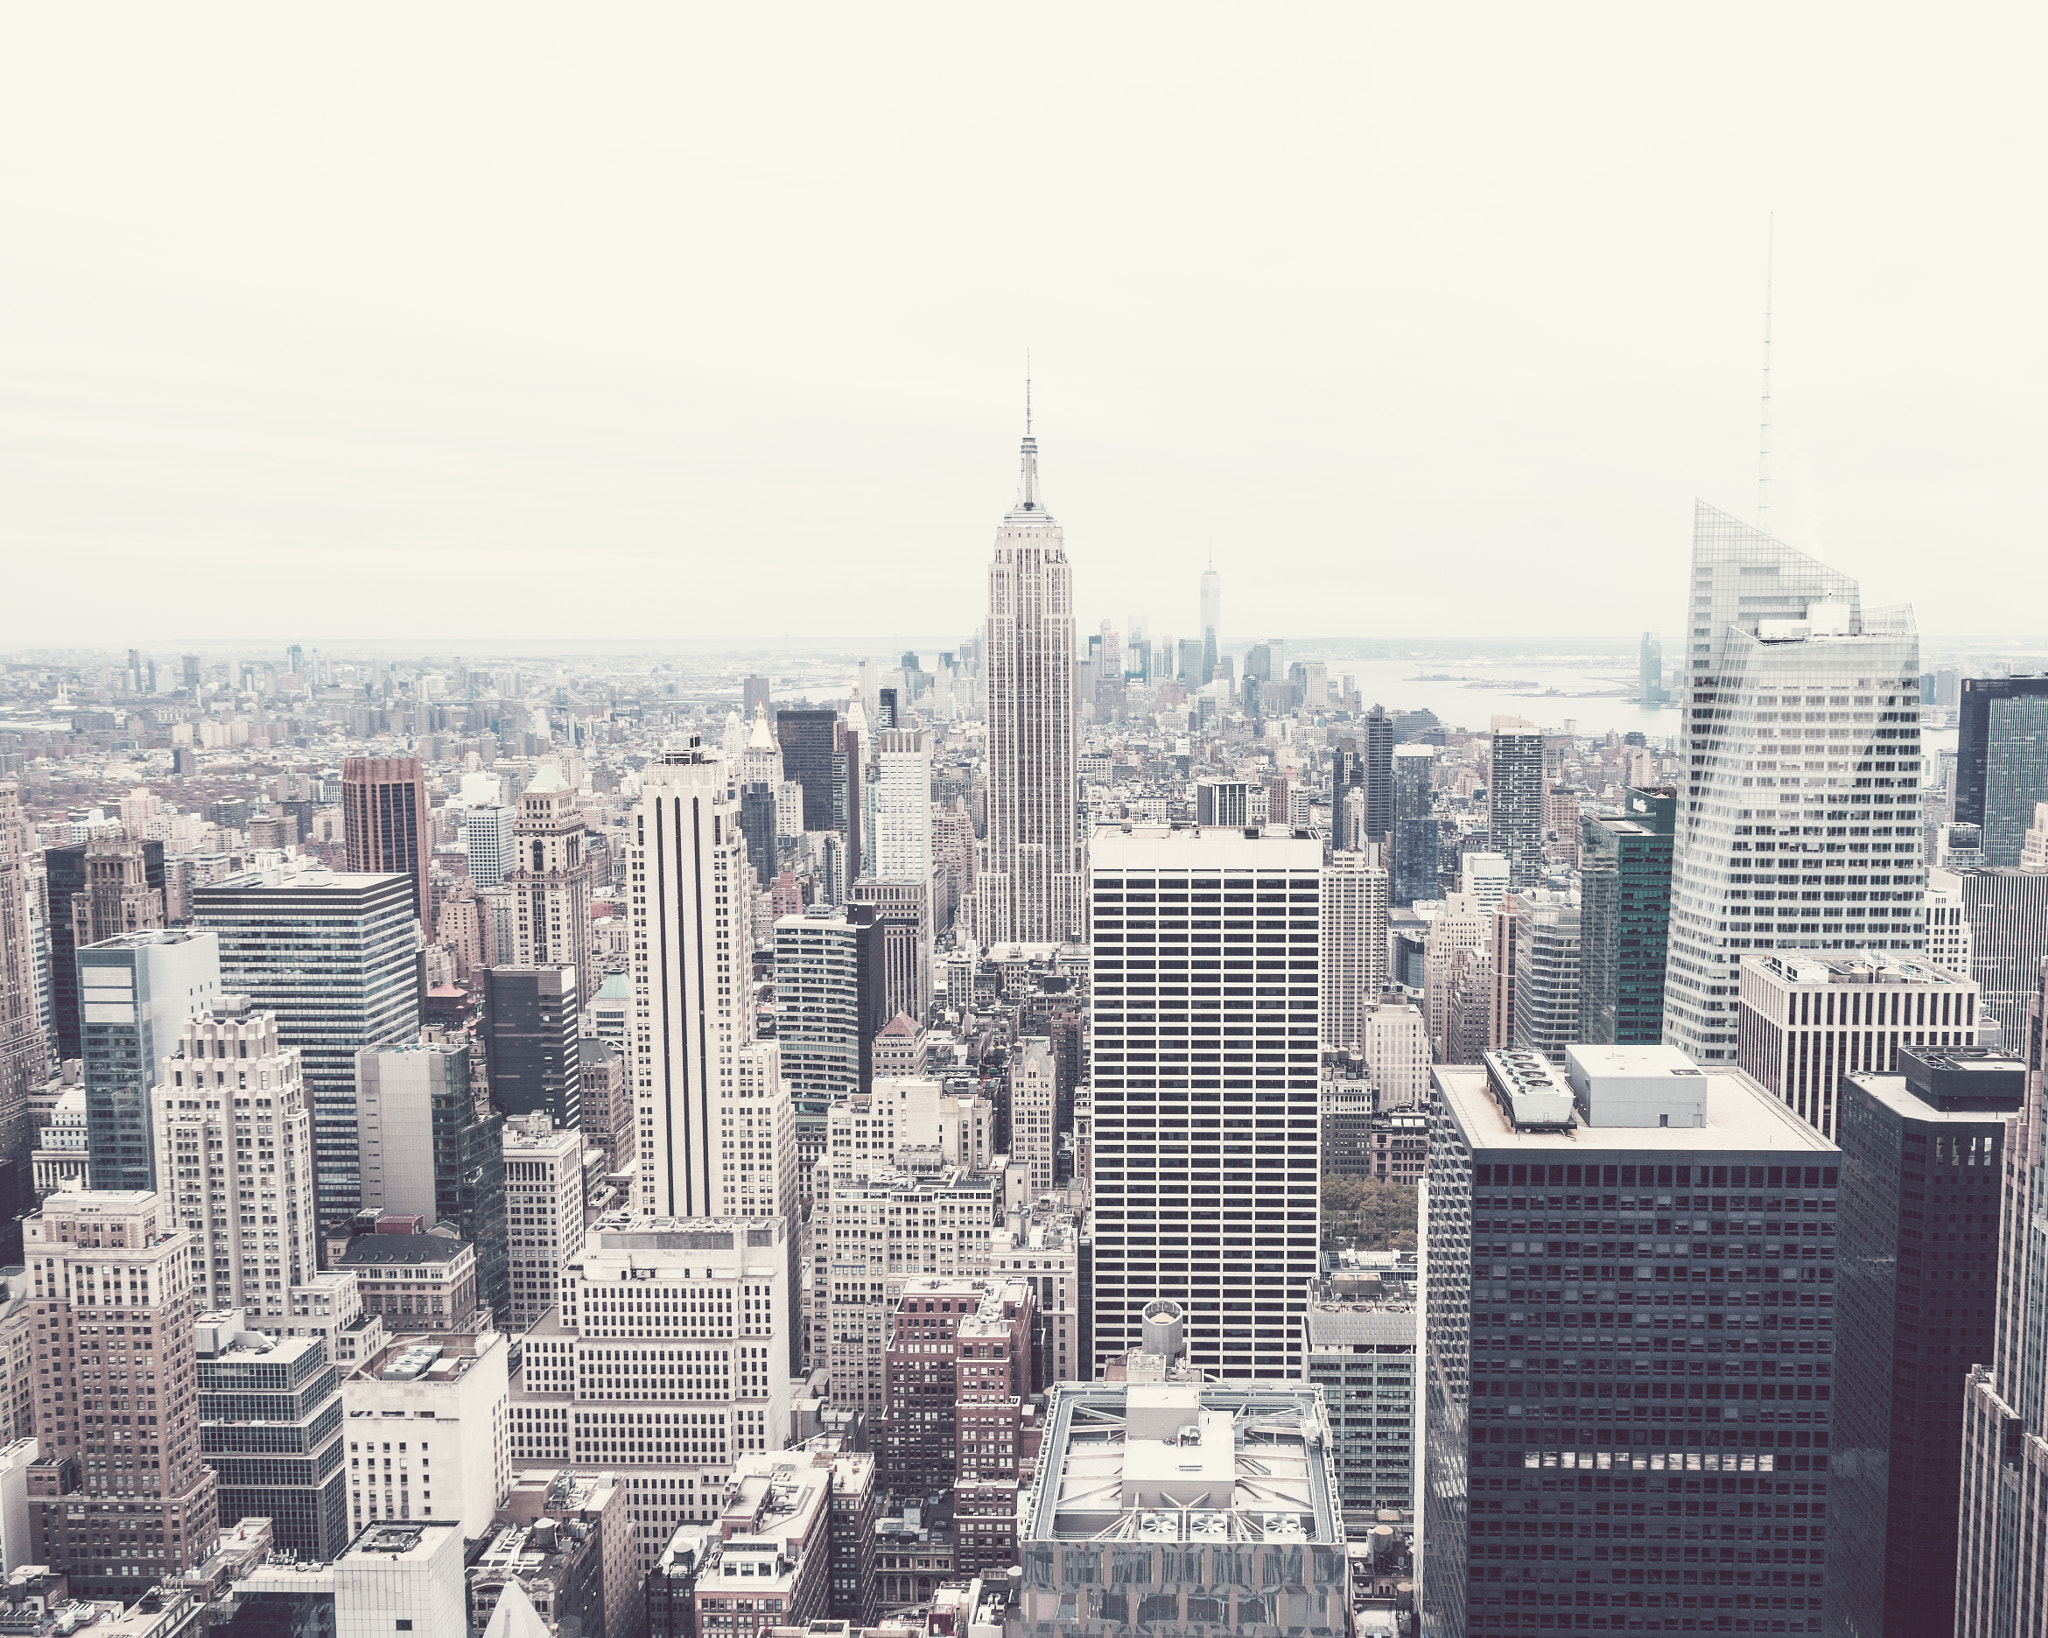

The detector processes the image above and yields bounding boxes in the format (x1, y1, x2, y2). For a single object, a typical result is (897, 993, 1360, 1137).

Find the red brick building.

(878, 1278, 1033, 1498)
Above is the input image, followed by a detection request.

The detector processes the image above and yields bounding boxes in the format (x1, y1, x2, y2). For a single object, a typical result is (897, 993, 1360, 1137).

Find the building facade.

(79, 928, 220, 1193)
(1088, 826, 1322, 1379)
(1663, 504, 1924, 1065)
(1487, 716, 1547, 890)
(1578, 786, 1675, 1045)
(341, 757, 432, 923)
(1953, 674, 2048, 867)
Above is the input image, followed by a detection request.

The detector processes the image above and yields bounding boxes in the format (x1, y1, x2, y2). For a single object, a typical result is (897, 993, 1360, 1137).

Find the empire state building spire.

(978, 408, 1082, 945)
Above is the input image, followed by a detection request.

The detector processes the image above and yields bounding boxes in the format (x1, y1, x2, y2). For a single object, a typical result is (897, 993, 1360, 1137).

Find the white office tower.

(976, 422, 1083, 946)
(1011, 1036, 1057, 1196)
(1664, 504, 1925, 1063)
(335, 1520, 469, 1638)
(151, 996, 316, 1318)
(1424, 893, 1491, 1059)
(501, 1113, 586, 1333)
(628, 741, 755, 1218)
(341, 1331, 511, 1536)
(874, 728, 933, 886)
(510, 1213, 794, 1568)
(463, 806, 517, 889)
(1924, 865, 1974, 977)
(1360, 998, 1431, 1109)
(1320, 850, 1390, 1051)
(1460, 850, 1511, 919)
(1088, 826, 1322, 1379)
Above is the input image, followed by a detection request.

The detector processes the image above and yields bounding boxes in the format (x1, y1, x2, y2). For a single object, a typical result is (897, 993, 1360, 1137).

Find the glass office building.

(1579, 787, 1676, 1045)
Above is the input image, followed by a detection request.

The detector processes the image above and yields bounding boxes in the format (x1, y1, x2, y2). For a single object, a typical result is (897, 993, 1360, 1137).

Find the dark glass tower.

(1831, 1045, 2024, 1638)
(1360, 703, 1395, 846)
(481, 964, 581, 1131)
(1578, 787, 1676, 1045)
(47, 838, 165, 1061)
(776, 708, 840, 831)
(1954, 675, 2048, 866)
(1391, 745, 1439, 908)
(739, 781, 777, 886)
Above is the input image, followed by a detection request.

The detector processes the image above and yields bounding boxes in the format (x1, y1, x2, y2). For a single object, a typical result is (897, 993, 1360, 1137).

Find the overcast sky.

(4, 4, 2043, 650)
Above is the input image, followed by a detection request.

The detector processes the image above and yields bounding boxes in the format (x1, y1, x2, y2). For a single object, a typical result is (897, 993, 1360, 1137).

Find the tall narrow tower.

(1199, 557, 1221, 687)
(505, 762, 594, 1009)
(976, 419, 1082, 945)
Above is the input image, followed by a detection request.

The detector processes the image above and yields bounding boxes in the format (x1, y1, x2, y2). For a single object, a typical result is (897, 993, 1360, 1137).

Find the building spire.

(1015, 358, 1042, 514)
(1759, 213, 1774, 534)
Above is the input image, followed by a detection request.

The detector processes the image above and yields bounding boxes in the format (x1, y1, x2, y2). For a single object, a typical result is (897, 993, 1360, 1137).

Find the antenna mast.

(1759, 214, 1774, 533)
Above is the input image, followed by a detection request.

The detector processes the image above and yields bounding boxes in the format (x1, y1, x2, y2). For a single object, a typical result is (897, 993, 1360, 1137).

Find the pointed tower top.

(1007, 372, 1052, 524)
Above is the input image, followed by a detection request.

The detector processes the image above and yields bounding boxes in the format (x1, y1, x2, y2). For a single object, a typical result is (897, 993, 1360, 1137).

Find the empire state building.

(977, 421, 1083, 945)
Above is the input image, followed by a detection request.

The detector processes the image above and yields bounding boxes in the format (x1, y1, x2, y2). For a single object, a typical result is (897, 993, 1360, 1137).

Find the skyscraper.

(462, 803, 517, 889)
(1359, 704, 1395, 847)
(48, 835, 166, 1061)
(626, 741, 759, 1220)
(776, 708, 840, 833)
(26, 1189, 221, 1600)
(1639, 631, 1665, 705)
(1199, 559, 1220, 685)
(152, 997, 317, 1319)
(505, 763, 594, 1010)
(1486, 715, 1547, 889)
(1831, 1043, 2024, 1638)
(1662, 504, 1924, 1065)
(341, 756, 433, 923)
(773, 904, 885, 1197)
(1088, 826, 1322, 1379)
(482, 965, 581, 1131)
(192, 867, 420, 1231)
(1578, 786, 1675, 1045)
(1954, 674, 2048, 866)
(0, 784, 43, 1189)
(1958, 970, 2048, 1636)
(1391, 744, 1440, 908)
(1422, 1047, 1841, 1638)
(79, 929, 221, 1193)
(1320, 849, 1390, 1052)
(976, 422, 1082, 946)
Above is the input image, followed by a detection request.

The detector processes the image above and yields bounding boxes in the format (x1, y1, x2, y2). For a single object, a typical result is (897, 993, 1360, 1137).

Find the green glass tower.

(1578, 786, 1676, 1044)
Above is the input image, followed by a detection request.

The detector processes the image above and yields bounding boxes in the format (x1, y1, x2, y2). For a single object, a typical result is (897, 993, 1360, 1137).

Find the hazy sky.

(5, 4, 2044, 649)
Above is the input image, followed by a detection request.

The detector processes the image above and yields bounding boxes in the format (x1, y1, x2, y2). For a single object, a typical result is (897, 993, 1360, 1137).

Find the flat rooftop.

(1435, 1066, 1836, 1156)
(1747, 951, 1971, 987)
(1025, 1382, 1338, 1544)
(1090, 826, 1327, 869)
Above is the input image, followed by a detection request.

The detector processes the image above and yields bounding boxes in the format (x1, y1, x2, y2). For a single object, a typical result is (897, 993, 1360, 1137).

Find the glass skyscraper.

(1578, 786, 1675, 1045)
(192, 867, 419, 1231)
(1391, 743, 1440, 907)
(1954, 674, 2048, 866)
(79, 927, 220, 1191)
(1663, 503, 1924, 1065)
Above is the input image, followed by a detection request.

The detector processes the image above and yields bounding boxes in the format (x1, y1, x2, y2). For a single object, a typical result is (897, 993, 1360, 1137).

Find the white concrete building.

(1924, 864, 1974, 978)
(278, 1269, 388, 1374)
(990, 1197, 1089, 1386)
(152, 997, 316, 1319)
(1011, 1037, 1057, 1198)
(874, 727, 933, 889)
(1359, 999, 1431, 1110)
(1088, 825, 1323, 1380)
(502, 1114, 587, 1333)
(342, 1331, 511, 1538)
(335, 1519, 469, 1638)
(1320, 850, 1390, 1052)
(628, 743, 757, 1219)
(355, 1039, 468, 1221)
(510, 1213, 795, 1571)
(463, 806, 518, 889)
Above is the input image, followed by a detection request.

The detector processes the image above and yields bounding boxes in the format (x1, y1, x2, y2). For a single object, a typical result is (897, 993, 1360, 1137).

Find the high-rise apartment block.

(341, 756, 432, 923)
(1320, 849, 1390, 1052)
(1488, 716, 1548, 889)
(1088, 826, 1322, 1380)
(1578, 786, 1675, 1045)
(79, 928, 221, 1193)
(152, 997, 316, 1318)
(505, 765, 595, 1010)
(25, 1189, 221, 1600)
(1954, 674, 2048, 866)
(977, 427, 1083, 946)
(873, 727, 932, 888)
(1663, 505, 1924, 1065)
(1510, 893, 1581, 1061)
(193, 867, 420, 1230)
(511, 1214, 794, 1569)
(1830, 1044, 2024, 1638)
(1735, 951, 1981, 1139)
(1423, 1046, 1840, 1638)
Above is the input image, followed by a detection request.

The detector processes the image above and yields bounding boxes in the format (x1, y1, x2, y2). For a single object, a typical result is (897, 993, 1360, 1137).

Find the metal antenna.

(1025, 349, 1032, 436)
(1759, 214, 1774, 534)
